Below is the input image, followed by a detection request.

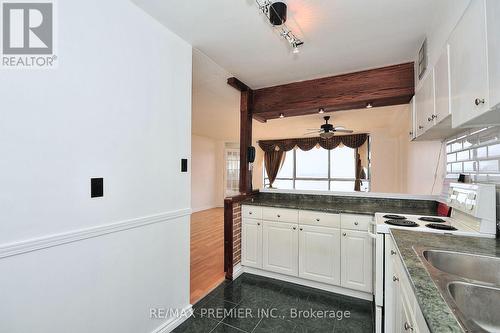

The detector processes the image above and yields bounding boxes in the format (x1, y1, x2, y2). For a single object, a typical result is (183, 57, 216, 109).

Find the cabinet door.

(262, 221, 298, 276)
(341, 230, 373, 292)
(409, 97, 416, 141)
(298, 225, 341, 285)
(434, 45, 451, 123)
(241, 219, 262, 268)
(449, 0, 489, 127)
(415, 69, 435, 137)
(487, 0, 500, 109)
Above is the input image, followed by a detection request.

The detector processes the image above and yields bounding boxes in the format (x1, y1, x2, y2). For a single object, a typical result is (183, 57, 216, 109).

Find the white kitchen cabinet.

(340, 229, 372, 293)
(434, 45, 451, 124)
(241, 218, 262, 269)
(386, 236, 430, 333)
(409, 97, 416, 141)
(298, 225, 341, 285)
(262, 221, 299, 276)
(487, 0, 500, 110)
(414, 69, 435, 137)
(449, 0, 490, 127)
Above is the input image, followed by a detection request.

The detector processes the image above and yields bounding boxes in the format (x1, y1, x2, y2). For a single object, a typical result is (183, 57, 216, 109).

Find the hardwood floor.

(190, 208, 225, 304)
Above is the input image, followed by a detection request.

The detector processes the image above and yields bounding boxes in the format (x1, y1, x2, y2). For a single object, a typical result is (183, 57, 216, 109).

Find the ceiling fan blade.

(334, 129, 354, 133)
(333, 126, 346, 130)
(303, 131, 322, 135)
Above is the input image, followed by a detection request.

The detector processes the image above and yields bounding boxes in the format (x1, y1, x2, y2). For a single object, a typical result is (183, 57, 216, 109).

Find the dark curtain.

(354, 150, 362, 191)
(264, 150, 285, 188)
(259, 134, 368, 153)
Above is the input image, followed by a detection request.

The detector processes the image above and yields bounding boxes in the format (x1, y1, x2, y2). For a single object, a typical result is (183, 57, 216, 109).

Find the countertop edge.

(390, 230, 465, 333)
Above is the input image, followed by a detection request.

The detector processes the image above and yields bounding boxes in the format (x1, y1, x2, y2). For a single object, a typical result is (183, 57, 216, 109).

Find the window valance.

(258, 134, 368, 153)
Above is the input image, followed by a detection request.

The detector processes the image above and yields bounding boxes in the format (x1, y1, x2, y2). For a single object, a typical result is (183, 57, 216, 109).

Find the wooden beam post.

(228, 77, 254, 194)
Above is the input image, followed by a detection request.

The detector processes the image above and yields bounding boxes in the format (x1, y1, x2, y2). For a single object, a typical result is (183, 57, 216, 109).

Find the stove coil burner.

(385, 219, 419, 227)
(426, 223, 457, 231)
(383, 214, 407, 220)
(419, 217, 446, 223)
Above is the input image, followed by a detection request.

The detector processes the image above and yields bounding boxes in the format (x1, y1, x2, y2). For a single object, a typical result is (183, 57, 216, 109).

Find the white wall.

(191, 135, 224, 211)
(0, 0, 192, 332)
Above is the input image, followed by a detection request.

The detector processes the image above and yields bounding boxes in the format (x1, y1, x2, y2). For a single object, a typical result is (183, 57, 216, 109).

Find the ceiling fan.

(304, 116, 353, 139)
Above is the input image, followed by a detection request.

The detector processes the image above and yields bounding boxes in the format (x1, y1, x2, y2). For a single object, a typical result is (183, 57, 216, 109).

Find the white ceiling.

(134, 0, 459, 88)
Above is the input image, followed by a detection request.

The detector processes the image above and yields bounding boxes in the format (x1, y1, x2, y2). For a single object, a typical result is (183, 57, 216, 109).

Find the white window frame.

(263, 145, 371, 192)
(224, 148, 240, 197)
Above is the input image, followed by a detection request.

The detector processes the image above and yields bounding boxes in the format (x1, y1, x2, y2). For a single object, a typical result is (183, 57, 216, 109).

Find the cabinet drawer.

(242, 205, 262, 219)
(262, 207, 298, 223)
(341, 214, 372, 231)
(299, 210, 340, 228)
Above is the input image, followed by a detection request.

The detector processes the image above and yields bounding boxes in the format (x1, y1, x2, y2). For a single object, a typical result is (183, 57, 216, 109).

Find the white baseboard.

(151, 305, 193, 333)
(0, 208, 191, 259)
(232, 263, 244, 279)
(241, 267, 372, 301)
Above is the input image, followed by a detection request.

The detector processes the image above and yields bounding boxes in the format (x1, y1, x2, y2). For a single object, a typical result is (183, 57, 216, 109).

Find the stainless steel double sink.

(415, 248, 500, 333)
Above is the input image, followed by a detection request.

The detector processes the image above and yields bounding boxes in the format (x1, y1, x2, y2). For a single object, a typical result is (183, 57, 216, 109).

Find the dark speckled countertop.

(242, 192, 438, 216)
(391, 229, 500, 333)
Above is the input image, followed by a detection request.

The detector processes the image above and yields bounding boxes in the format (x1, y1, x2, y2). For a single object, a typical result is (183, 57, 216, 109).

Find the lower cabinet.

(341, 230, 373, 293)
(241, 218, 262, 269)
(241, 206, 373, 294)
(386, 236, 430, 333)
(299, 225, 341, 285)
(262, 221, 298, 276)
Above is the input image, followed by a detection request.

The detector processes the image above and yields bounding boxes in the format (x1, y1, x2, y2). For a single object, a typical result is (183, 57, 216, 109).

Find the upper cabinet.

(487, 0, 500, 110)
(449, 0, 490, 127)
(414, 69, 435, 137)
(449, 0, 500, 128)
(434, 45, 452, 123)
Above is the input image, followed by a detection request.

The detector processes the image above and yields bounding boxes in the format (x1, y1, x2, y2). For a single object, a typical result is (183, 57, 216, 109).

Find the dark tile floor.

(173, 273, 374, 333)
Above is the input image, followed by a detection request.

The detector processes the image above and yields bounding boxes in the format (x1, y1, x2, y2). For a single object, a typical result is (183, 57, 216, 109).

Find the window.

(264, 144, 370, 192)
(446, 127, 500, 184)
(225, 149, 240, 196)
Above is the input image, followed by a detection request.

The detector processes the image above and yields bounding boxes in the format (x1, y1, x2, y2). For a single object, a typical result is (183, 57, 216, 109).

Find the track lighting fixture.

(279, 113, 285, 118)
(366, 103, 373, 109)
(256, 0, 304, 53)
(318, 108, 325, 114)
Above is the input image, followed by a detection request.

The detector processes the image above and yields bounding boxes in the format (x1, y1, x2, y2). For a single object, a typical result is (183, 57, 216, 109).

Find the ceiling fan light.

(320, 132, 335, 139)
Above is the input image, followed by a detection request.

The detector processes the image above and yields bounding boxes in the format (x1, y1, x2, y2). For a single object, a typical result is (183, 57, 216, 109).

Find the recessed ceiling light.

(279, 113, 285, 118)
(318, 108, 325, 114)
(366, 103, 373, 109)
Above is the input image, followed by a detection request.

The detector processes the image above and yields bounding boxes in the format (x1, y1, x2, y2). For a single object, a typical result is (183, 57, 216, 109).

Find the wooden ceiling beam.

(227, 77, 251, 92)
(252, 62, 415, 121)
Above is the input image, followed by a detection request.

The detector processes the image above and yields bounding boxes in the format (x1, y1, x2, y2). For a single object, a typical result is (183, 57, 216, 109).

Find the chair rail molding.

(0, 208, 191, 259)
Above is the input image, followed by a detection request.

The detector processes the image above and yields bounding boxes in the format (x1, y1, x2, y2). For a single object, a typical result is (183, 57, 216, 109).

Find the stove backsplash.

(444, 126, 500, 237)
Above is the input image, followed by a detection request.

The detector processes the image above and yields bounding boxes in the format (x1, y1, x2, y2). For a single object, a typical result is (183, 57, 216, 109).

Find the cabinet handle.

(316, 218, 320, 222)
(277, 214, 281, 218)
(391, 250, 396, 255)
(404, 322, 414, 331)
(475, 98, 485, 106)
(292, 226, 296, 230)
(257, 222, 261, 226)
(354, 222, 359, 226)
(409, 131, 413, 136)
(427, 114, 437, 122)
(249, 211, 252, 215)
(418, 125, 424, 130)
(393, 275, 399, 282)
(299, 228, 303, 231)
(343, 233, 347, 236)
